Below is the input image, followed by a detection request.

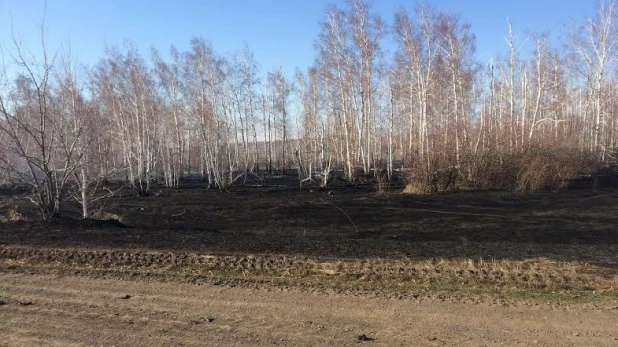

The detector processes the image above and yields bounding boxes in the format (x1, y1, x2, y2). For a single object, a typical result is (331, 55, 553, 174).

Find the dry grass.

(0, 204, 23, 223)
(1, 246, 615, 296)
(402, 181, 431, 195)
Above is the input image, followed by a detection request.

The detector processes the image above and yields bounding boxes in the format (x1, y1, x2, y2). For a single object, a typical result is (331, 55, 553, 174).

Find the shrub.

(463, 149, 519, 190)
(374, 169, 390, 195)
(515, 146, 595, 191)
(0, 204, 23, 223)
(404, 153, 459, 194)
(404, 145, 598, 194)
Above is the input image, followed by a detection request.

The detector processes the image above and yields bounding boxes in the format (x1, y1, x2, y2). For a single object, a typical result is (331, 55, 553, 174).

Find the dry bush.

(0, 204, 23, 223)
(464, 149, 519, 190)
(374, 169, 390, 195)
(90, 210, 124, 223)
(515, 146, 595, 191)
(405, 145, 597, 194)
(404, 153, 459, 194)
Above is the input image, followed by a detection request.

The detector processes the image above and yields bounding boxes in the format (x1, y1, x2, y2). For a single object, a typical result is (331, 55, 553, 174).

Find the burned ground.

(0, 174, 617, 299)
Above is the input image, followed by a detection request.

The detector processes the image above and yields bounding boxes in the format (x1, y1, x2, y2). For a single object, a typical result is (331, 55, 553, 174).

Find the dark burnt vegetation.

(1, 171, 617, 258)
(1, 168, 617, 296)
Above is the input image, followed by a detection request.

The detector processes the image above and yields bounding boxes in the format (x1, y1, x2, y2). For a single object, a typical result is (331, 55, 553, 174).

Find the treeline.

(1, 0, 618, 219)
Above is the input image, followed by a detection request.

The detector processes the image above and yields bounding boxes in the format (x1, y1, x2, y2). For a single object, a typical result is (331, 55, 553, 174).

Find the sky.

(0, 0, 597, 80)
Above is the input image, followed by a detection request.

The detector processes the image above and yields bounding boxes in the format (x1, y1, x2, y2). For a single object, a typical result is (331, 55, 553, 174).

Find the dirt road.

(1, 273, 616, 346)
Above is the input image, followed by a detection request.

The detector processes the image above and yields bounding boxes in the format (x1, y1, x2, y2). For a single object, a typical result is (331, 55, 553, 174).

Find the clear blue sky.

(0, 0, 596, 79)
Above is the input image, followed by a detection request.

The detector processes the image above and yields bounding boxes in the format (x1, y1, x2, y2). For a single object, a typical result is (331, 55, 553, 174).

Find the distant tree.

(267, 67, 293, 171)
(152, 45, 186, 187)
(569, 0, 618, 158)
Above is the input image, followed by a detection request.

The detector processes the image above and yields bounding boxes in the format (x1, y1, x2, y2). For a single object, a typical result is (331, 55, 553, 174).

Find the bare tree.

(267, 67, 293, 172)
(3, 0, 618, 206)
(570, 0, 618, 158)
(0, 28, 89, 219)
(152, 45, 186, 187)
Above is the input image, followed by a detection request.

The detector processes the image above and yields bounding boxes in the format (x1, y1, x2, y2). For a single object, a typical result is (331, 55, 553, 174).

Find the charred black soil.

(1, 175, 617, 299)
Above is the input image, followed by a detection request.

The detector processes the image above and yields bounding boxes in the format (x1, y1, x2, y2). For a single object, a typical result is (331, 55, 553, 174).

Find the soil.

(1, 175, 617, 261)
(1, 273, 617, 347)
(1, 174, 618, 345)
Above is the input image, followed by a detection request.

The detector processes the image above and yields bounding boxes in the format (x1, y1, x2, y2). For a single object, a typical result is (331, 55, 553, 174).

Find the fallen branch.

(325, 198, 359, 234)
